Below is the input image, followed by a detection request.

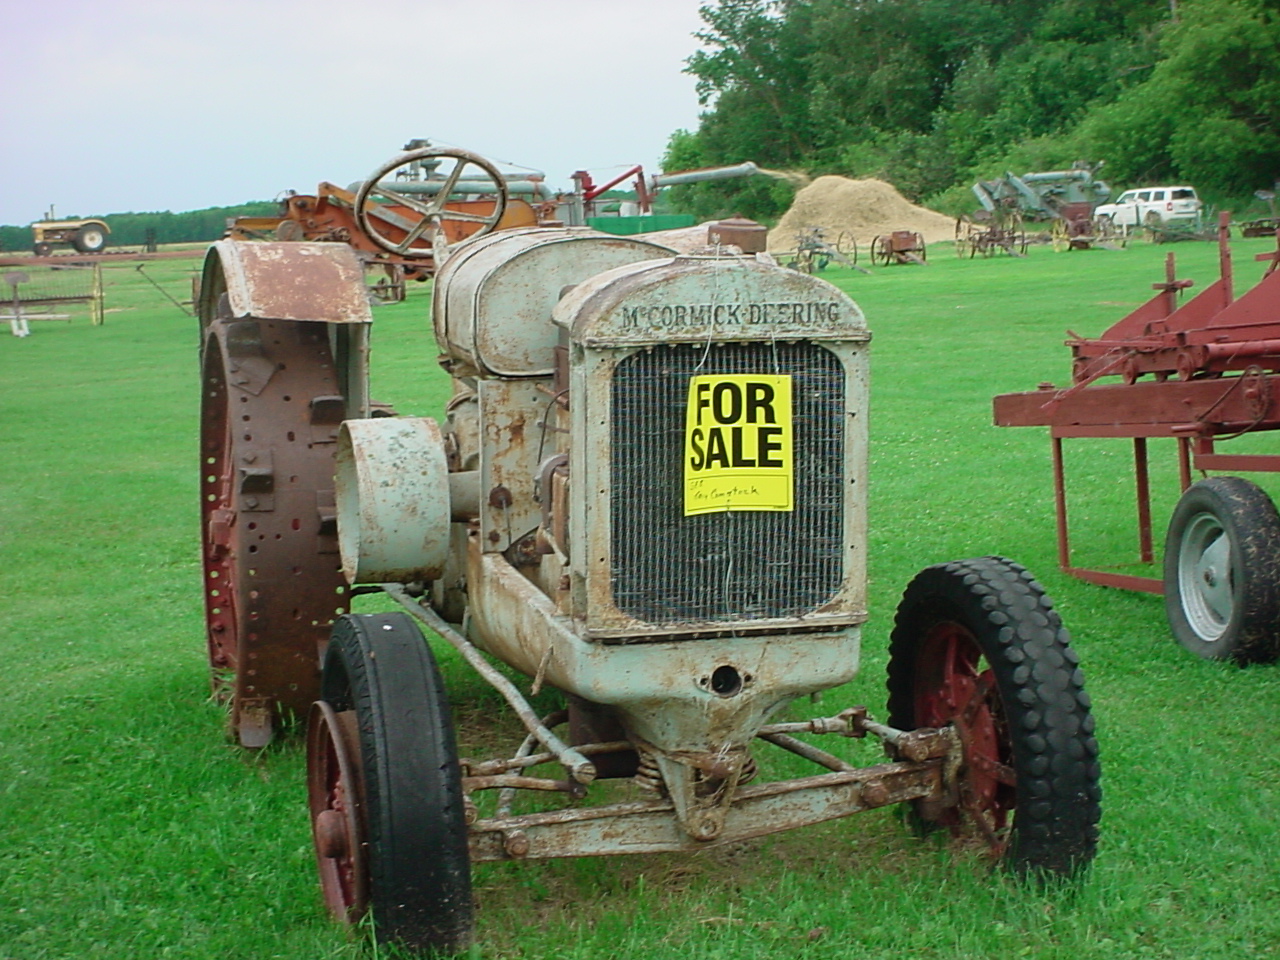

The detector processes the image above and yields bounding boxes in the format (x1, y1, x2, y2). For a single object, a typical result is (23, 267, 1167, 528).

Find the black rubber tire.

(1163, 477, 1280, 663)
(72, 225, 106, 253)
(320, 612, 473, 953)
(32, 242, 51, 257)
(887, 556, 1101, 878)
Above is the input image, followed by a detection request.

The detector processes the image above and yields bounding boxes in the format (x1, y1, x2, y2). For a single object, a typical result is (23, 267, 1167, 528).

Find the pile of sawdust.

(767, 176, 956, 252)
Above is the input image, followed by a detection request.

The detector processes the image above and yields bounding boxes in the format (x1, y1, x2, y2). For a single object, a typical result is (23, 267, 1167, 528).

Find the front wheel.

(887, 556, 1101, 877)
(309, 613, 473, 954)
(1163, 477, 1280, 663)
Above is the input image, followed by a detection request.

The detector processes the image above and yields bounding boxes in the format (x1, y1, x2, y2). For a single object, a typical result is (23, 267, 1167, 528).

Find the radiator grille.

(610, 341, 845, 626)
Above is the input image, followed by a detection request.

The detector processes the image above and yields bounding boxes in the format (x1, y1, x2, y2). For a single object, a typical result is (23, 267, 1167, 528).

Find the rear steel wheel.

(887, 556, 1100, 877)
(1163, 477, 1280, 663)
(314, 613, 473, 954)
(200, 313, 349, 746)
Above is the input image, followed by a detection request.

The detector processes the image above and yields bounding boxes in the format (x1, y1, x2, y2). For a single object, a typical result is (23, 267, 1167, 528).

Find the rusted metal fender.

(199, 240, 374, 327)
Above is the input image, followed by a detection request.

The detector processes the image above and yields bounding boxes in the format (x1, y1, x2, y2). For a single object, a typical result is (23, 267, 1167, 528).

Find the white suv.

(1095, 186, 1203, 229)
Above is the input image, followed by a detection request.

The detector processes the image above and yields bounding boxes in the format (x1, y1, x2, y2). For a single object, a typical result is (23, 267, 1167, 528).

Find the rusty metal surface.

(201, 318, 352, 744)
(993, 223, 1280, 594)
(477, 378, 550, 554)
(553, 252, 869, 348)
(434, 228, 675, 378)
(383, 583, 596, 783)
(467, 758, 943, 861)
(459, 544, 862, 756)
(336, 417, 452, 584)
(205, 240, 373, 325)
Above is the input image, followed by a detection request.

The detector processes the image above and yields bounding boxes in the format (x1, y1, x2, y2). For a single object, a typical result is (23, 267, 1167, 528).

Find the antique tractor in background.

(30, 206, 110, 257)
(198, 147, 1101, 954)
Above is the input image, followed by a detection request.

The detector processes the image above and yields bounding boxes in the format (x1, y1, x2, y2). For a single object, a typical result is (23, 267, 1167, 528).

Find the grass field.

(2, 236, 1280, 959)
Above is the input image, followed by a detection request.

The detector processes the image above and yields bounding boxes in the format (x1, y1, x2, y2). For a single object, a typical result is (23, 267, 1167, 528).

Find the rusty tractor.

(995, 214, 1280, 664)
(199, 158, 1101, 954)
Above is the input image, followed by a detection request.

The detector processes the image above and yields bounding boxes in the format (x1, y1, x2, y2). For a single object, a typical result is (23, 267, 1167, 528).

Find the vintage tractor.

(30, 207, 110, 257)
(199, 166, 1101, 953)
(995, 215, 1280, 663)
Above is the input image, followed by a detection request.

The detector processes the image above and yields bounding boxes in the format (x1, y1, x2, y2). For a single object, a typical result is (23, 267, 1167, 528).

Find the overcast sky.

(0, 0, 711, 225)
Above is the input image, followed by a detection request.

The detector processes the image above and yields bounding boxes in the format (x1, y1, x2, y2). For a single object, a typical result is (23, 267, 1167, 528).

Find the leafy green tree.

(1077, 0, 1280, 193)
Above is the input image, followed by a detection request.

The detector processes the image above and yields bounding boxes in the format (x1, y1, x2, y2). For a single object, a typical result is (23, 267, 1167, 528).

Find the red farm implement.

(994, 214, 1280, 663)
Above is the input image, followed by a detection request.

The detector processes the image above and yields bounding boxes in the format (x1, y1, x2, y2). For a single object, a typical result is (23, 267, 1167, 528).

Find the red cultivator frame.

(994, 215, 1280, 662)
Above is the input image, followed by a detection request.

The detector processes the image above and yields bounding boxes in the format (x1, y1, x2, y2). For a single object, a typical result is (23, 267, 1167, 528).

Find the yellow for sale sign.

(684, 374, 793, 515)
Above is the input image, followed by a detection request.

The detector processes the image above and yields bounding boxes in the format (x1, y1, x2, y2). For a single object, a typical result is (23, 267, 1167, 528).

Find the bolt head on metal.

(860, 779, 890, 807)
(503, 832, 530, 858)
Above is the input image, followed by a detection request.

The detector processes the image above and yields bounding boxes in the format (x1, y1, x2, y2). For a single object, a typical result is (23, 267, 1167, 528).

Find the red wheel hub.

(307, 701, 368, 923)
(914, 620, 1016, 846)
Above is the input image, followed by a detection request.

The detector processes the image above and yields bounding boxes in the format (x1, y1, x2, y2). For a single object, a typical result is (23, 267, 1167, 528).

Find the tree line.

(0, 202, 279, 253)
(662, 0, 1280, 221)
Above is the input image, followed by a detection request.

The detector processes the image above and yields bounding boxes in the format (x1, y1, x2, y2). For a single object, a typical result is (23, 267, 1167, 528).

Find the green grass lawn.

(2, 237, 1279, 959)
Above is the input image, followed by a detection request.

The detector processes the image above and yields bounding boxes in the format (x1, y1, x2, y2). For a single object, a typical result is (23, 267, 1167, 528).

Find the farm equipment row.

(995, 214, 1280, 663)
(199, 145, 1101, 954)
(225, 142, 767, 290)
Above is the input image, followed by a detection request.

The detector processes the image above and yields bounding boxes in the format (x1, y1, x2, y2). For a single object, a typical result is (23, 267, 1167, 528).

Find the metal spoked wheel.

(887, 556, 1101, 877)
(835, 230, 857, 265)
(870, 235, 892, 267)
(354, 147, 509, 261)
(1050, 219, 1070, 253)
(1163, 477, 1280, 663)
(308, 700, 368, 922)
(200, 307, 350, 746)
(311, 613, 473, 955)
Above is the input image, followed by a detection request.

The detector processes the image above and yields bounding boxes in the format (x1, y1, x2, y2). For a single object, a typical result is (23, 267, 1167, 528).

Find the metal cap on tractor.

(431, 227, 675, 378)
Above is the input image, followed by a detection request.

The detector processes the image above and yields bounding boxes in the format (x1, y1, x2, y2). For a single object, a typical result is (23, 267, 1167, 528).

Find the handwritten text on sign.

(684, 374, 793, 515)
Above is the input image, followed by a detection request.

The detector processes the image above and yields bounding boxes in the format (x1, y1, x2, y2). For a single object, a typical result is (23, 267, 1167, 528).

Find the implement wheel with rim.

(887, 556, 1101, 877)
(1163, 477, 1280, 663)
